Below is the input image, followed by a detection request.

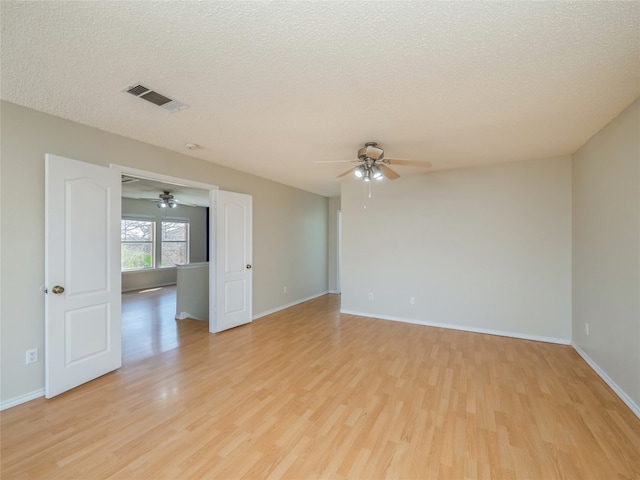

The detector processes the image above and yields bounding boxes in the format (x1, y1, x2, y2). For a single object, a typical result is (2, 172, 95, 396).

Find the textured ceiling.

(2, 1, 639, 197)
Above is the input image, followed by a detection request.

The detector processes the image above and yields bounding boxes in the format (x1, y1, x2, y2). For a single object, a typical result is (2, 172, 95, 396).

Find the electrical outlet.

(585, 323, 589, 335)
(368, 292, 374, 300)
(409, 296, 415, 305)
(26, 348, 39, 365)
(283, 286, 287, 294)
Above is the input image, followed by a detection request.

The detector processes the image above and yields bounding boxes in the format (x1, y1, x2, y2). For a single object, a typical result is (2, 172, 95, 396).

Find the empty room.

(1, 1, 639, 479)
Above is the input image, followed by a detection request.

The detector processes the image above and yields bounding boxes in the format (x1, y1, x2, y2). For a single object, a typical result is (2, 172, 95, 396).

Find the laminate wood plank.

(2, 292, 640, 479)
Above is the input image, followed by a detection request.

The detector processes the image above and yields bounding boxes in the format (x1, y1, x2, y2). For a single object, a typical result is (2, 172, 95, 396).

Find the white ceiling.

(2, 1, 639, 197)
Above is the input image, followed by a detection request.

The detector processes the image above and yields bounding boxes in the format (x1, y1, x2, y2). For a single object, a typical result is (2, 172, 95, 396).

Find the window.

(160, 221, 189, 267)
(121, 218, 155, 271)
(120, 217, 189, 271)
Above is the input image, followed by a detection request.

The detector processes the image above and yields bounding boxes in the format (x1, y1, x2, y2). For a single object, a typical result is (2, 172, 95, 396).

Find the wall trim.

(572, 342, 640, 419)
(176, 312, 207, 322)
(340, 309, 571, 345)
(121, 282, 176, 293)
(253, 291, 329, 320)
(112, 164, 219, 192)
(1, 388, 45, 411)
(122, 267, 177, 275)
(328, 290, 341, 294)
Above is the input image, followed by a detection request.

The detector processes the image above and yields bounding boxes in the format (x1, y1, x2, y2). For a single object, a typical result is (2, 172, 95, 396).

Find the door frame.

(111, 164, 218, 332)
(337, 210, 342, 294)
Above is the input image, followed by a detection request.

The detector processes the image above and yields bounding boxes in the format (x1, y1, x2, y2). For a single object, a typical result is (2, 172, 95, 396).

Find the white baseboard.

(572, 342, 640, 419)
(328, 290, 341, 294)
(1, 388, 45, 411)
(339, 309, 571, 345)
(175, 312, 207, 321)
(253, 291, 329, 320)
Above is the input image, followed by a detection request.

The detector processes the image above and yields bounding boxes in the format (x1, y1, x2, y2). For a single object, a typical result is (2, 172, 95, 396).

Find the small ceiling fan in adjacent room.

(316, 142, 432, 182)
(156, 191, 178, 208)
(121, 176, 209, 207)
(150, 190, 199, 208)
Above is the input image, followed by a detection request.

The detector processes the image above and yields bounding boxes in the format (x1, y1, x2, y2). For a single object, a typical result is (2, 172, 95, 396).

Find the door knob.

(52, 285, 65, 294)
(246, 264, 252, 269)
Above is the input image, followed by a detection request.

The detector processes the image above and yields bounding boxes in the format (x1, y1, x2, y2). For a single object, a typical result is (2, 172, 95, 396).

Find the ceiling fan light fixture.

(326, 142, 431, 184)
(157, 191, 177, 208)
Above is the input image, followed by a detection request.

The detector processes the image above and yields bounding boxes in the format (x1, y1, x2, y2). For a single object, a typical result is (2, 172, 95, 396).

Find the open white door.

(45, 154, 121, 398)
(214, 190, 252, 332)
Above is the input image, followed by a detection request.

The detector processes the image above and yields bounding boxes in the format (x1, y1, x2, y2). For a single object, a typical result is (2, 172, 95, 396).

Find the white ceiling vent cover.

(123, 83, 189, 113)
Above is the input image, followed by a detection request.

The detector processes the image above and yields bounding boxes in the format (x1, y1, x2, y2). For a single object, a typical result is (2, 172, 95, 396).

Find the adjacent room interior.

(120, 174, 211, 363)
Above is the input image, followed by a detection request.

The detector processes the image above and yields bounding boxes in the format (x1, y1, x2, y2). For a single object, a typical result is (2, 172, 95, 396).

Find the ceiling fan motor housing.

(358, 142, 384, 161)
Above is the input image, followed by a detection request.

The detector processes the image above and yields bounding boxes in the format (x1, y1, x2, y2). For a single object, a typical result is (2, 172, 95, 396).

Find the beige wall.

(121, 198, 208, 292)
(341, 156, 573, 343)
(0, 101, 328, 404)
(572, 98, 640, 410)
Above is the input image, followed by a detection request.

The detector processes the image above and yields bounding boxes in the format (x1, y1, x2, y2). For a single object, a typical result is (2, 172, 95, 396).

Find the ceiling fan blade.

(337, 166, 358, 178)
(365, 145, 384, 160)
(380, 164, 400, 180)
(315, 160, 358, 164)
(386, 158, 432, 168)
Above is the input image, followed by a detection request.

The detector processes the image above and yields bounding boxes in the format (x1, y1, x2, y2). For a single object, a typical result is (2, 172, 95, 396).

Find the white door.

(214, 190, 252, 332)
(45, 154, 121, 398)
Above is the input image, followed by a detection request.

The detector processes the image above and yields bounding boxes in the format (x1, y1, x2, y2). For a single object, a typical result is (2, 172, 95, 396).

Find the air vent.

(123, 83, 189, 113)
(140, 90, 172, 106)
(126, 84, 151, 96)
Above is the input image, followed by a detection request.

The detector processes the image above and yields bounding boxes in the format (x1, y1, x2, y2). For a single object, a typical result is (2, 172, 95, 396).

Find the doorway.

(120, 172, 211, 364)
(111, 165, 217, 354)
(115, 165, 254, 334)
(45, 155, 252, 397)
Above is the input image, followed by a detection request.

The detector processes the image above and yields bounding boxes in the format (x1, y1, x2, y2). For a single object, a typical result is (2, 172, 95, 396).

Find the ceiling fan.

(157, 191, 178, 208)
(317, 142, 432, 181)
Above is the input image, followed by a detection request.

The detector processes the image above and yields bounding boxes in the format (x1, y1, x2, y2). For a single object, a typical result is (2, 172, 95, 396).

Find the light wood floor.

(121, 285, 184, 364)
(2, 293, 640, 479)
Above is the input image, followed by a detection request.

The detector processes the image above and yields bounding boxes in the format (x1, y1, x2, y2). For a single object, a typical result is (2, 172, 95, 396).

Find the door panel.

(214, 190, 252, 332)
(65, 304, 110, 365)
(66, 178, 110, 294)
(224, 280, 246, 313)
(45, 154, 121, 398)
